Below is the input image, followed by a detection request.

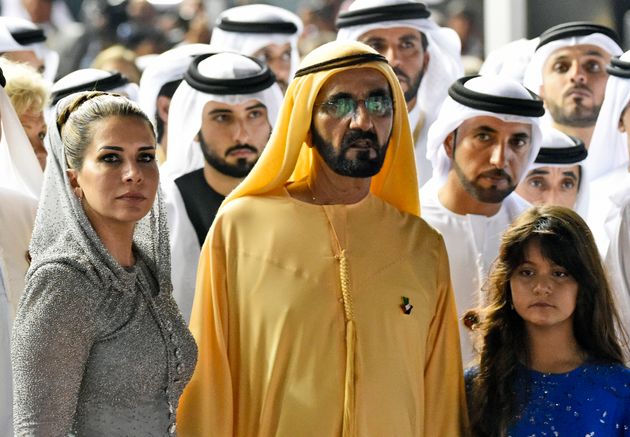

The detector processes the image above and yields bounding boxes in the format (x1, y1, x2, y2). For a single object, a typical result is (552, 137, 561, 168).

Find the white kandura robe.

(605, 189, 630, 358)
(0, 187, 37, 319)
(586, 165, 630, 350)
(408, 102, 432, 189)
(586, 164, 629, 257)
(163, 178, 203, 324)
(420, 177, 531, 364)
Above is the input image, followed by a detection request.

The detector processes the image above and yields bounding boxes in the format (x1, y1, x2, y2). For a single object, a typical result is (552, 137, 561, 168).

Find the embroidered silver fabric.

(11, 92, 197, 436)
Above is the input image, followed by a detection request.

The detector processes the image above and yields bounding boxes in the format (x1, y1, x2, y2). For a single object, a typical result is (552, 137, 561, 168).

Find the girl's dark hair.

(469, 205, 627, 436)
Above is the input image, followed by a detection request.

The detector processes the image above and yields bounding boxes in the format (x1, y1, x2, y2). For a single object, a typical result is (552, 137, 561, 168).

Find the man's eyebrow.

(551, 50, 605, 63)
(529, 169, 550, 176)
(512, 132, 531, 140)
(368, 88, 391, 97)
(562, 170, 578, 180)
(326, 89, 391, 101)
(400, 33, 421, 41)
(361, 36, 385, 44)
(584, 50, 606, 58)
(473, 125, 498, 134)
(326, 92, 353, 101)
(550, 54, 570, 63)
(246, 102, 267, 111)
(208, 108, 233, 115)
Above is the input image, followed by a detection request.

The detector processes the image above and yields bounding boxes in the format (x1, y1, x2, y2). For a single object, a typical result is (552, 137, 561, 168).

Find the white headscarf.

(0, 69, 42, 199)
(30, 91, 173, 298)
(51, 68, 139, 105)
(138, 43, 215, 128)
(527, 126, 589, 214)
(210, 4, 303, 81)
(523, 31, 622, 94)
(160, 52, 283, 182)
(529, 127, 587, 168)
(336, 0, 463, 126)
(584, 50, 630, 182)
(426, 74, 544, 183)
(479, 38, 539, 84)
(0, 17, 59, 83)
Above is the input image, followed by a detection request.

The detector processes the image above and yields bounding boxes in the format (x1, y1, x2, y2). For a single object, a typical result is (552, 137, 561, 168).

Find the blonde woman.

(0, 59, 50, 169)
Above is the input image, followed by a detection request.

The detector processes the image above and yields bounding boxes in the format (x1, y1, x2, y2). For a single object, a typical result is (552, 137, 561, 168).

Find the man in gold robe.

(177, 40, 468, 437)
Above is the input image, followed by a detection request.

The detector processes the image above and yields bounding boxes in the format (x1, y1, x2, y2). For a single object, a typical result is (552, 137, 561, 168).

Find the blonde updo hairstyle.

(57, 91, 155, 170)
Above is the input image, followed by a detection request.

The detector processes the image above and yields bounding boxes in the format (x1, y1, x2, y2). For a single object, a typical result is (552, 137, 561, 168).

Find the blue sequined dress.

(466, 363, 630, 436)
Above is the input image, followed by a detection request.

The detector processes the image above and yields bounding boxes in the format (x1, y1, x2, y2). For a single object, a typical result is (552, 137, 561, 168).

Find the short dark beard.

(452, 151, 516, 204)
(546, 98, 601, 128)
(393, 66, 423, 104)
(311, 126, 389, 178)
(199, 131, 259, 178)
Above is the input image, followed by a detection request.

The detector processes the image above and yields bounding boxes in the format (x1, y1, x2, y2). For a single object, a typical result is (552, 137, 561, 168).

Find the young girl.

(467, 205, 630, 436)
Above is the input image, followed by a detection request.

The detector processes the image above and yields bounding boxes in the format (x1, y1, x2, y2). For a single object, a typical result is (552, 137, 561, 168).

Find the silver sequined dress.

(11, 93, 197, 436)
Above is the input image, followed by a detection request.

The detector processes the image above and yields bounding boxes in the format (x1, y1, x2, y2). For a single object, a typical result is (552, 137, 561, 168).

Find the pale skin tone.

(540, 45, 611, 148)
(439, 116, 532, 216)
(515, 165, 580, 209)
(199, 99, 271, 196)
(510, 240, 583, 373)
(288, 68, 393, 204)
(359, 27, 429, 111)
(67, 116, 158, 267)
(18, 106, 47, 170)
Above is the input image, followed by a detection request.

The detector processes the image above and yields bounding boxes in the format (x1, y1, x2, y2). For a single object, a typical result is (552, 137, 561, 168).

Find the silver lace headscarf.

(29, 92, 172, 294)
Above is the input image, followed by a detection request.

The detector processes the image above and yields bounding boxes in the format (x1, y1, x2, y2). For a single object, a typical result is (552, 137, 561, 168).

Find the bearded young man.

(420, 75, 544, 364)
(177, 41, 467, 437)
(524, 22, 622, 149)
(161, 52, 283, 322)
(336, 0, 463, 187)
(137, 44, 214, 164)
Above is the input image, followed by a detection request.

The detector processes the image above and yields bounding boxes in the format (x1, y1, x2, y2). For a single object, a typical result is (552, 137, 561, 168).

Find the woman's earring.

(74, 187, 83, 200)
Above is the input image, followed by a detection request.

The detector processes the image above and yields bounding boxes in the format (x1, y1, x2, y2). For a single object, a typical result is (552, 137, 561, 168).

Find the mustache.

(478, 168, 513, 183)
(392, 66, 410, 83)
(341, 129, 379, 150)
(563, 83, 591, 97)
(224, 144, 258, 157)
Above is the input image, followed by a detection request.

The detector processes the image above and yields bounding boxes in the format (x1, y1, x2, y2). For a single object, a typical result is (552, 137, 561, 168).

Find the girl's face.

(510, 240, 579, 332)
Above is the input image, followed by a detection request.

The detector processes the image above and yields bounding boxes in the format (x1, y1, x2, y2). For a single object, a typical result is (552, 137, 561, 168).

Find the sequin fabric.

(508, 363, 630, 436)
(465, 363, 630, 436)
(10, 93, 197, 436)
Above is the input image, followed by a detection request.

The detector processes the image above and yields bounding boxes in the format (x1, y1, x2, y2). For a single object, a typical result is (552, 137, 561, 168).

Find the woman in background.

(0, 58, 50, 170)
(466, 205, 630, 436)
(12, 92, 196, 436)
